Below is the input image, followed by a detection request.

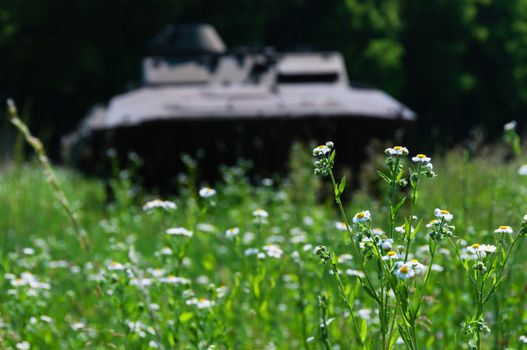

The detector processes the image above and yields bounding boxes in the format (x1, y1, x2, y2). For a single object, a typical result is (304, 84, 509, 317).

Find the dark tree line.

(1, 0, 527, 155)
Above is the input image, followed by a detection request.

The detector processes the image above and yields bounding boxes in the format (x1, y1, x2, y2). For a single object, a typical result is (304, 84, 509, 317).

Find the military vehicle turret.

(64, 24, 415, 188)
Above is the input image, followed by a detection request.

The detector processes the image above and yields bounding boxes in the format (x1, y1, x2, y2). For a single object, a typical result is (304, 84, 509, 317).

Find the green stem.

(329, 171, 380, 304)
(404, 166, 420, 262)
(389, 158, 400, 238)
(386, 300, 399, 350)
(483, 233, 522, 304)
(331, 264, 364, 347)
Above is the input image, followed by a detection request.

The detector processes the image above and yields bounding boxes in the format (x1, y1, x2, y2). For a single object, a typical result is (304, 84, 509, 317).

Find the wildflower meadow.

(1, 102, 527, 349)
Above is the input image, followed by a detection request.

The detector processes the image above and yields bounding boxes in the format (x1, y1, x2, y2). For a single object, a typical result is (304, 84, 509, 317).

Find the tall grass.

(0, 106, 526, 348)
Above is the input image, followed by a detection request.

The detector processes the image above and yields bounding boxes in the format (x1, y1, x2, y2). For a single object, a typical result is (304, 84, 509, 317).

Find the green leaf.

(360, 319, 368, 342)
(394, 196, 407, 214)
(330, 149, 336, 163)
(377, 170, 391, 183)
(338, 176, 346, 195)
(251, 277, 260, 299)
(410, 218, 423, 239)
(179, 312, 194, 323)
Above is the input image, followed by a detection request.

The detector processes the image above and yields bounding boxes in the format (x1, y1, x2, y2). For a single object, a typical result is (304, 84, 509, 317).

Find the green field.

(1, 138, 527, 349)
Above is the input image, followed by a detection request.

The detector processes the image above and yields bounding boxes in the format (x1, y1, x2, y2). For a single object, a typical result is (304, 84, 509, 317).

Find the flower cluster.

(411, 153, 435, 178)
(312, 142, 334, 177)
(384, 146, 409, 157)
(314, 245, 331, 263)
(460, 243, 496, 261)
(142, 199, 176, 211)
(427, 209, 455, 240)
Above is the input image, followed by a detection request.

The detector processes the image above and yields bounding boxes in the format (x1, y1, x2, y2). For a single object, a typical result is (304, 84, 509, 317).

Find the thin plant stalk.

(6, 99, 89, 253)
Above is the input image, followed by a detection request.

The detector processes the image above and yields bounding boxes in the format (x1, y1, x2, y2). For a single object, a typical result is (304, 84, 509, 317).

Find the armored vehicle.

(64, 24, 415, 187)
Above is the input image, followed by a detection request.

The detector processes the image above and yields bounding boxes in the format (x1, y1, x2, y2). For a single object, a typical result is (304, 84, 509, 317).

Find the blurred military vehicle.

(64, 24, 415, 188)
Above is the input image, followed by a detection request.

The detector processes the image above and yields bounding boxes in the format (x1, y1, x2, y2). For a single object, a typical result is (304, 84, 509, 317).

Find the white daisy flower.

(464, 243, 487, 260)
(225, 227, 240, 238)
(147, 268, 165, 278)
(166, 227, 193, 237)
(40, 315, 53, 323)
(378, 238, 393, 251)
(518, 165, 527, 176)
(186, 297, 214, 309)
(520, 335, 527, 344)
(142, 199, 176, 211)
(411, 154, 431, 163)
(159, 247, 173, 255)
(303, 216, 314, 226)
(199, 187, 216, 198)
(393, 262, 415, 279)
(71, 322, 86, 331)
(312, 144, 332, 157)
(357, 308, 373, 320)
(149, 340, 160, 348)
(107, 261, 125, 271)
(16, 342, 30, 350)
(426, 219, 439, 228)
(409, 259, 425, 274)
(353, 210, 371, 224)
(22, 247, 35, 255)
(335, 221, 347, 231)
(338, 254, 353, 263)
(494, 225, 513, 234)
(196, 275, 209, 285)
(504, 120, 517, 131)
(434, 208, 453, 222)
(159, 275, 190, 285)
(263, 244, 284, 259)
(244, 248, 259, 256)
(262, 178, 274, 186)
(395, 224, 414, 234)
(371, 228, 385, 236)
(385, 146, 409, 157)
(48, 260, 69, 269)
(243, 232, 255, 244)
(130, 278, 153, 287)
(345, 269, 365, 278)
(197, 223, 217, 233)
(382, 251, 399, 261)
(431, 264, 444, 272)
(252, 208, 269, 218)
(480, 244, 497, 253)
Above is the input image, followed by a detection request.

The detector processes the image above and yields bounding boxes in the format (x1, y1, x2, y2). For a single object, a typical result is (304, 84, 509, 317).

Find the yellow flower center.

(440, 210, 449, 214)
(429, 219, 438, 224)
(357, 212, 365, 218)
(316, 145, 325, 149)
(198, 297, 207, 302)
(410, 259, 418, 263)
(393, 146, 403, 150)
(417, 154, 427, 158)
(472, 244, 480, 249)
(499, 225, 509, 230)
(387, 251, 396, 256)
(400, 266, 409, 274)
